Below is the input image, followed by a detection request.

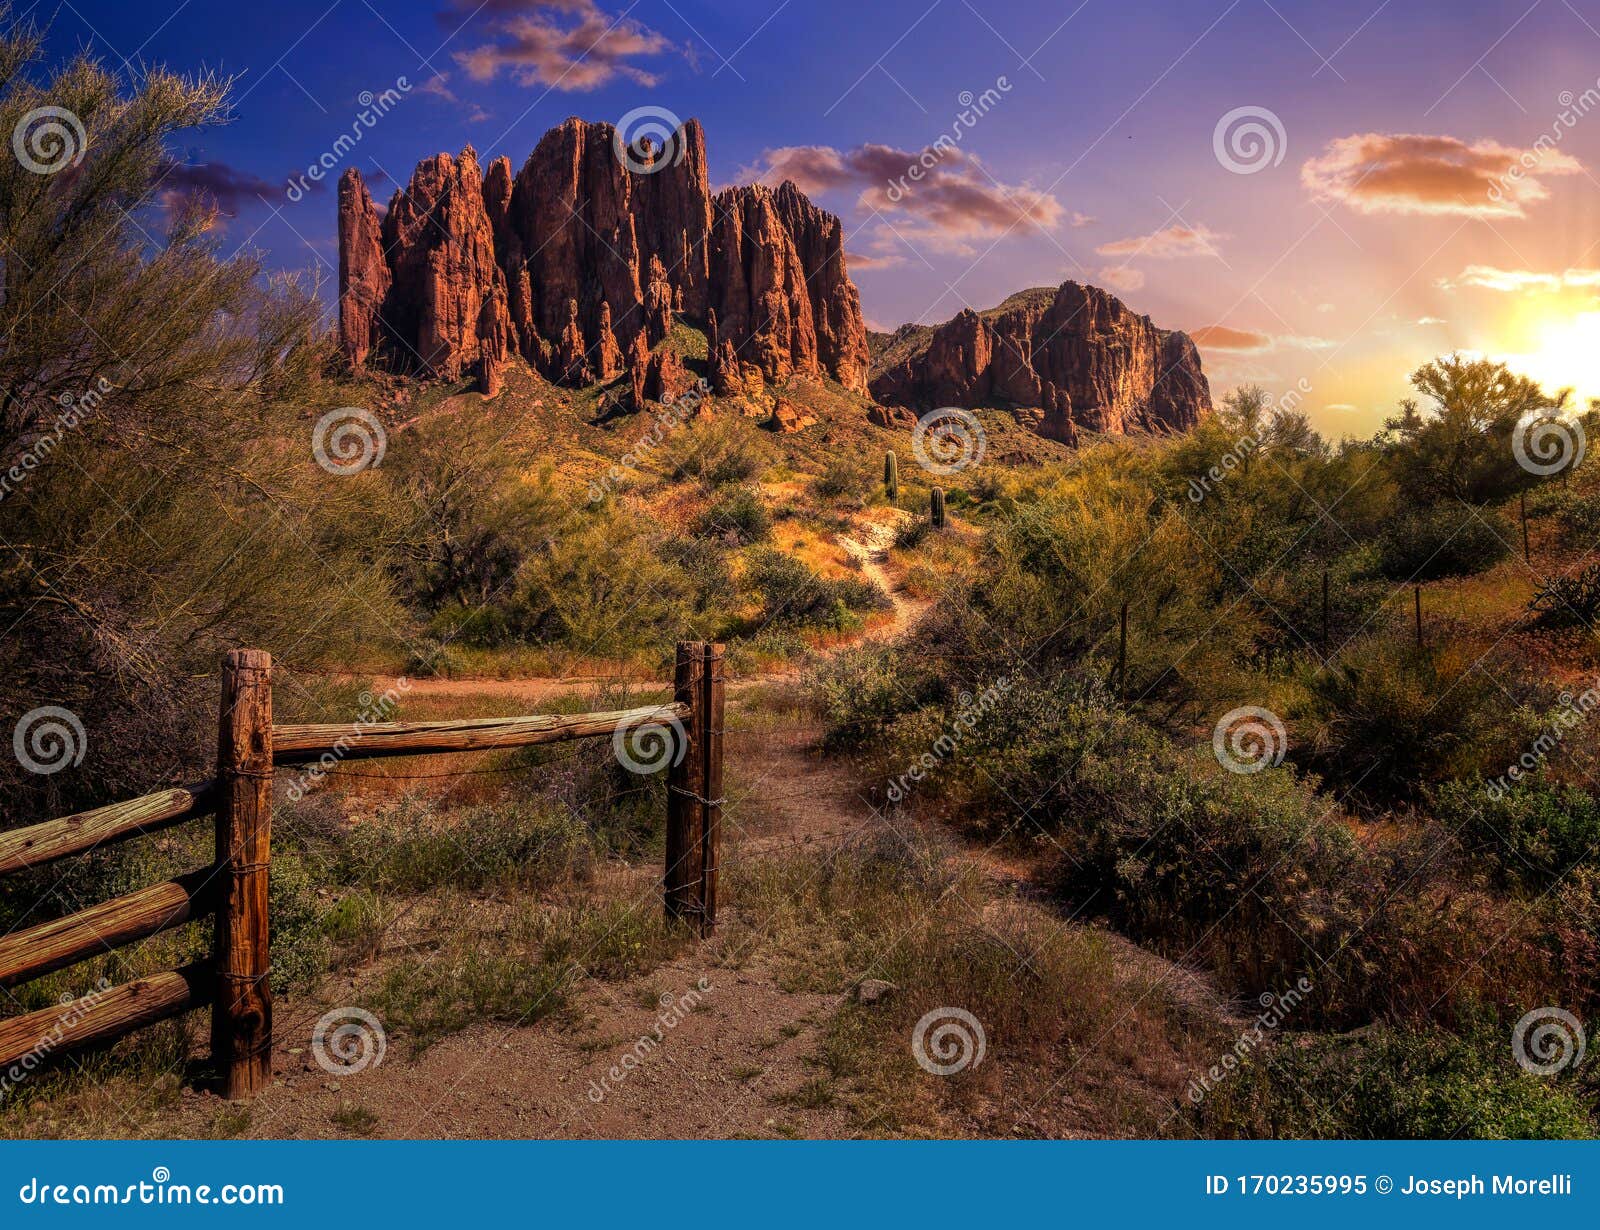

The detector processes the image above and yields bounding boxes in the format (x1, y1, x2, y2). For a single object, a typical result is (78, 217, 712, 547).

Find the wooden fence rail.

(0, 641, 724, 1099)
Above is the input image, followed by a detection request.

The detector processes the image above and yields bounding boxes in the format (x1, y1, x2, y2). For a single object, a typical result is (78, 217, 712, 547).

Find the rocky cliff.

(338, 117, 869, 395)
(868, 283, 1211, 443)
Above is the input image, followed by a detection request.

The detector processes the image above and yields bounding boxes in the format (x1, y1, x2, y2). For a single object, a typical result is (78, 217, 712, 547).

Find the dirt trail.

(153, 510, 1230, 1139)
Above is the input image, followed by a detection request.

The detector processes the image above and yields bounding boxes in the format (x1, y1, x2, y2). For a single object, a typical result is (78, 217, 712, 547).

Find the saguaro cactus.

(884, 451, 898, 502)
(931, 486, 946, 529)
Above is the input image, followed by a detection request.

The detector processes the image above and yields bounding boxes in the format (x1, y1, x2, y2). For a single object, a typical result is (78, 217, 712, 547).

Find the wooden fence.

(0, 641, 724, 1099)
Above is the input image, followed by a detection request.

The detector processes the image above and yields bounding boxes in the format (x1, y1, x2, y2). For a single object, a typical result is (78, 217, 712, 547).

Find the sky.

(27, 0, 1600, 437)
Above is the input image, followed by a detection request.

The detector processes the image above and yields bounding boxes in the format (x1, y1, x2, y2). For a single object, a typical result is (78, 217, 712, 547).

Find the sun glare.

(1502, 309, 1600, 410)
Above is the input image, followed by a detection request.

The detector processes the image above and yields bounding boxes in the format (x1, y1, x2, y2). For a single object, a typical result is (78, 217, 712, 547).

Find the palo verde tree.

(0, 9, 403, 818)
(1380, 354, 1566, 504)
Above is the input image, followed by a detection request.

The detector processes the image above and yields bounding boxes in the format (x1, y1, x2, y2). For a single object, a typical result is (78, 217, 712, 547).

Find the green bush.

(1437, 781, 1600, 891)
(660, 417, 770, 486)
(1300, 639, 1539, 799)
(696, 485, 771, 544)
(511, 515, 694, 652)
(1197, 1021, 1596, 1139)
(813, 455, 876, 503)
(1531, 486, 1600, 539)
(1377, 504, 1511, 581)
(744, 548, 888, 628)
(804, 643, 943, 749)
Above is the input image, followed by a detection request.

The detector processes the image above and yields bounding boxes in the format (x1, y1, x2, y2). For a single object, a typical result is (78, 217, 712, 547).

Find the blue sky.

(30, 0, 1600, 433)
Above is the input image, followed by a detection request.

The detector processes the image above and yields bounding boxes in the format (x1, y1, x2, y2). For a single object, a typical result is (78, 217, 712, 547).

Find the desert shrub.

(660, 536, 736, 626)
(1529, 563, 1600, 628)
(659, 416, 770, 485)
(893, 516, 932, 550)
(1437, 781, 1600, 891)
(804, 643, 943, 749)
(696, 485, 771, 544)
(1196, 1020, 1596, 1139)
(268, 850, 332, 996)
(329, 800, 593, 894)
(510, 515, 694, 653)
(1299, 638, 1540, 799)
(813, 454, 876, 503)
(425, 602, 513, 648)
(1531, 486, 1600, 539)
(374, 896, 685, 1051)
(392, 423, 561, 610)
(1377, 503, 1511, 581)
(744, 548, 888, 629)
(973, 450, 1252, 693)
(0, 22, 406, 822)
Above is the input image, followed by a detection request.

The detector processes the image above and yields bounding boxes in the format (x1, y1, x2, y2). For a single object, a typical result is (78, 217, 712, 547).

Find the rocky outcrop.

(773, 181, 870, 393)
(338, 117, 869, 395)
(869, 282, 1211, 439)
(369, 149, 512, 387)
(336, 170, 390, 370)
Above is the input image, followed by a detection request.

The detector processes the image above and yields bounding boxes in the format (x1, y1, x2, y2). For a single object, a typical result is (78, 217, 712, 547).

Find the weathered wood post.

(213, 648, 273, 1099)
(664, 641, 725, 935)
(699, 642, 725, 936)
(884, 451, 898, 503)
(665, 640, 706, 927)
(931, 486, 946, 529)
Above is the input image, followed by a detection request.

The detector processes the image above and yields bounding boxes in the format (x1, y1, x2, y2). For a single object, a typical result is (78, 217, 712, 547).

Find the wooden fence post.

(213, 649, 273, 1099)
(665, 641, 706, 927)
(699, 642, 725, 937)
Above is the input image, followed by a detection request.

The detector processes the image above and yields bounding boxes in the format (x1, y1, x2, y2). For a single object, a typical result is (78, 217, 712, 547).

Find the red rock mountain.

(868, 283, 1212, 443)
(338, 117, 870, 395)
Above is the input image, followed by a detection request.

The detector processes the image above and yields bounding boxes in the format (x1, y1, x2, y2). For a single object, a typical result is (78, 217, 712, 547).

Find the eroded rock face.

(336, 169, 391, 370)
(869, 282, 1212, 438)
(374, 148, 512, 384)
(338, 118, 868, 393)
